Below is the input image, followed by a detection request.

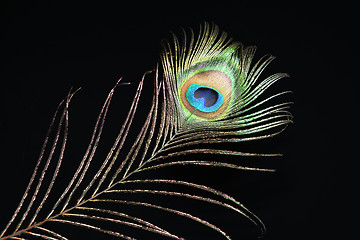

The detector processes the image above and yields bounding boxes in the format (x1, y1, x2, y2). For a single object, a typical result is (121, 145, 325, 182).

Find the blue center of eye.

(186, 84, 224, 113)
(194, 87, 218, 107)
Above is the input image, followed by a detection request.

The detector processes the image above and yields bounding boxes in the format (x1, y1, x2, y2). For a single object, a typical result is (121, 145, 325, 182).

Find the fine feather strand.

(117, 178, 265, 231)
(50, 219, 135, 240)
(76, 207, 180, 238)
(62, 213, 182, 239)
(91, 199, 232, 240)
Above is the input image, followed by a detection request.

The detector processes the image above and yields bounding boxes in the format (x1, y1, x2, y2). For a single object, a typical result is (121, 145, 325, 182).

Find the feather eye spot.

(180, 70, 232, 119)
(186, 84, 224, 112)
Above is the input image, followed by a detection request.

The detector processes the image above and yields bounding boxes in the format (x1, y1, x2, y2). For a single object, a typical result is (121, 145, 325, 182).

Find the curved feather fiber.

(0, 23, 292, 239)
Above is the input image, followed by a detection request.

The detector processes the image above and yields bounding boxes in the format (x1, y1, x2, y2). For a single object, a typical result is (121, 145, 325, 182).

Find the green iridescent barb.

(0, 22, 292, 239)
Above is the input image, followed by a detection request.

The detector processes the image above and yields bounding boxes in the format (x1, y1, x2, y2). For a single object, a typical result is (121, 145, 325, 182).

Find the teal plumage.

(0, 23, 292, 239)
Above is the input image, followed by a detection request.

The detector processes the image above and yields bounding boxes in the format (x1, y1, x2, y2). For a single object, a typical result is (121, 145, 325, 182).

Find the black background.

(0, 2, 354, 240)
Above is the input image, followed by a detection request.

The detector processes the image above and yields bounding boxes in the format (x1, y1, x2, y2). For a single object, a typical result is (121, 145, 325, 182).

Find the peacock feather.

(0, 22, 292, 239)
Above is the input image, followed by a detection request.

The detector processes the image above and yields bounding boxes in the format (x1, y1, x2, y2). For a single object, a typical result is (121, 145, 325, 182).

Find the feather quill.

(0, 22, 292, 239)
